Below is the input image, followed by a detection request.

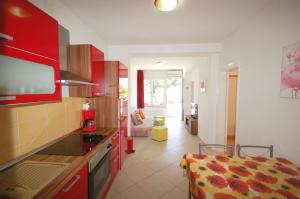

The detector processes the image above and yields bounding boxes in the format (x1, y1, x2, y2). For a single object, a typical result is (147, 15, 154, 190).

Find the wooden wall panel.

(90, 96, 118, 128)
(68, 45, 92, 97)
(104, 61, 119, 97)
(90, 61, 126, 129)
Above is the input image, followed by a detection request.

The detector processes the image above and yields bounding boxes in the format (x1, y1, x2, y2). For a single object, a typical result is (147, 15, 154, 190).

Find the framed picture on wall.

(280, 41, 300, 99)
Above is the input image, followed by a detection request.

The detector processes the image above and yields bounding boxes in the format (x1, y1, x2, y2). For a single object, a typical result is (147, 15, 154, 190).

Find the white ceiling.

(130, 55, 209, 73)
(60, 0, 272, 45)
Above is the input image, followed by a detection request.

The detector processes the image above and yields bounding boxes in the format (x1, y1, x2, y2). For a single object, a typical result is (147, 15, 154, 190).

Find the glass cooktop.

(37, 134, 106, 156)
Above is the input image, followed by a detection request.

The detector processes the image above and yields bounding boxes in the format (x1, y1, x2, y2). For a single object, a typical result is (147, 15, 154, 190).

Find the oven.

(88, 140, 112, 199)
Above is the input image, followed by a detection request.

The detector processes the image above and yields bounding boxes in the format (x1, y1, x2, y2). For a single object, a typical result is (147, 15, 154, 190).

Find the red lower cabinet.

(99, 133, 120, 199)
(111, 133, 120, 180)
(111, 148, 119, 181)
(53, 165, 88, 199)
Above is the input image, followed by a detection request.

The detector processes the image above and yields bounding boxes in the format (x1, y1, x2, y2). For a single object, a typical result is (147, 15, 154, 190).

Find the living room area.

(128, 55, 210, 139)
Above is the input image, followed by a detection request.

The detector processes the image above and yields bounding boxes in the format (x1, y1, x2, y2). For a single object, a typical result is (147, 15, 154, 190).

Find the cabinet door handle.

(0, 33, 13, 41)
(112, 134, 119, 140)
(62, 175, 81, 193)
(0, 96, 16, 101)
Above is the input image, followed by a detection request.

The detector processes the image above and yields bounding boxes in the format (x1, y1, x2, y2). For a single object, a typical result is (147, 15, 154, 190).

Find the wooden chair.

(236, 144, 274, 157)
(199, 144, 234, 156)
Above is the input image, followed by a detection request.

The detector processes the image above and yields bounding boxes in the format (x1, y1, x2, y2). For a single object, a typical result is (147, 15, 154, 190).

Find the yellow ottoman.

(153, 115, 165, 126)
(152, 126, 168, 141)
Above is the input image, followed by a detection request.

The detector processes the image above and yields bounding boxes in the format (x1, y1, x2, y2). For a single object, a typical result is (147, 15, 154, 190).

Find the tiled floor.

(107, 118, 203, 199)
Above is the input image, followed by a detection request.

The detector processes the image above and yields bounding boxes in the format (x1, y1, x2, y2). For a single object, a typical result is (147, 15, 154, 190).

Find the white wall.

(30, 0, 107, 54)
(108, 43, 221, 110)
(217, 0, 300, 163)
(197, 54, 219, 143)
(183, 68, 200, 116)
(108, 43, 222, 66)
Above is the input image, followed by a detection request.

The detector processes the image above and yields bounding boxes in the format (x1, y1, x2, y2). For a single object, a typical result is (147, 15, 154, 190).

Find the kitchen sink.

(0, 161, 69, 199)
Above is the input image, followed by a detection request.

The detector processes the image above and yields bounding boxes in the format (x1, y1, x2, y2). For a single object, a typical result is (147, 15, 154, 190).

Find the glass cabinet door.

(0, 54, 55, 95)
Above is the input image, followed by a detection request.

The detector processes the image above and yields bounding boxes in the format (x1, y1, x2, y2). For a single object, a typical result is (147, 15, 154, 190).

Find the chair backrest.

(199, 144, 234, 156)
(236, 144, 273, 158)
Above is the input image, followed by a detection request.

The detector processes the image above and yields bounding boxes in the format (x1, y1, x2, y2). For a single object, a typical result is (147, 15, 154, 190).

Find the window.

(143, 70, 183, 107)
(144, 79, 166, 106)
(144, 80, 152, 105)
(166, 79, 181, 103)
(119, 78, 128, 100)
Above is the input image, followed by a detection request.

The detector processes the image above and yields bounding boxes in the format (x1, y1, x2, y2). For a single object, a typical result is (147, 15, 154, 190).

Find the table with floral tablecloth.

(180, 153, 300, 199)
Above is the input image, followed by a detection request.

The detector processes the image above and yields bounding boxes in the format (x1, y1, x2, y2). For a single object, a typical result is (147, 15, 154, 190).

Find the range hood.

(59, 25, 98, 87)
(60, 70, 99, 86)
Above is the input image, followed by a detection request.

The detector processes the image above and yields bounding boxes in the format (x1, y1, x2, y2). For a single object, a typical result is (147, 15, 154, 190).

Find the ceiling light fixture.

(154, 0, 178, 12)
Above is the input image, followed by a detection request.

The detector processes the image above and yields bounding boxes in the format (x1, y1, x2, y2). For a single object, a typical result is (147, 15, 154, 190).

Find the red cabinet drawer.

(111, 156, 119, 180)
(111, 133, 119, 148)
(53, 165, 88, 199)
(0, 0, 59, 60)
(111, 146, 119, 161)
(119, 117, 128, 169)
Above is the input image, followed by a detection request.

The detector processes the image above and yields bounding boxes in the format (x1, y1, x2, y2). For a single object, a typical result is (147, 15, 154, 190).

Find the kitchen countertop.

(0, 127, 118, 199)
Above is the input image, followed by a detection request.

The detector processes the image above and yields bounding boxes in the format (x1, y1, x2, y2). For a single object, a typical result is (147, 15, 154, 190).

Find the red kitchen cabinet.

(97, 132, 119, 199)
(68, 44, 104, 97)
(0, 0, 59, 60)
(120, 114, 128, 169)
(53, 164, 88, 199)
(104, 61, 128, 169)
(119, 63, 128, 169)
(90, 61, 128, 172)
(0, 0, 61, 105)
(91, 45, 105, 97)
(111, 132, 120, 180)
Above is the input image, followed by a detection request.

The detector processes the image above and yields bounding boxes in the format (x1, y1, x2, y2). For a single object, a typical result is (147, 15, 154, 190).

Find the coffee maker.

(82, 109, 97, 132)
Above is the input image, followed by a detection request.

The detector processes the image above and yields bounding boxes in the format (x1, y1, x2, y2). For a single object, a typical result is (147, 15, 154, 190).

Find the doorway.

(226, 68, 238, 148)
(166, 77, 182, 119)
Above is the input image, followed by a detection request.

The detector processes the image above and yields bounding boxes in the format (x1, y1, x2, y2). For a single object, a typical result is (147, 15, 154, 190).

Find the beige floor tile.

(137, 173, 175, 199)
(176, 177, 189, 194)
(159, 150, 183, 164)
(110, 185, 150, 199)
(162, 187, 187, 199)
(107, 117, 203, 199)
(121, 153, 145, 170)
(157, 163, 186, 186)
(144, 160, 172, 172)
(107, 171, 135, 198)
(123, 162, 155, 183)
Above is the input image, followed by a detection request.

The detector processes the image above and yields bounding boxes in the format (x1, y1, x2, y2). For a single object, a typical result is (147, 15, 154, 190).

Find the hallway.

(107, 118, 203, 199)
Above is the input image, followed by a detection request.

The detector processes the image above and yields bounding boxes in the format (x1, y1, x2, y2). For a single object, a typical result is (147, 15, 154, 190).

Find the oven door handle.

(62, 175, 81, 192)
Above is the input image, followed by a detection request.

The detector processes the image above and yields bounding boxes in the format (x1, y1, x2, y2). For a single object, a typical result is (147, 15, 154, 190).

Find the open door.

(226, 69, 238, 150)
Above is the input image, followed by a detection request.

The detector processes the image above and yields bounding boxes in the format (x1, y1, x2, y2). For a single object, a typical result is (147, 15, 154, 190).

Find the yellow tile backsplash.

(18, 104, 47, 124)
(0, 97, 84, 165)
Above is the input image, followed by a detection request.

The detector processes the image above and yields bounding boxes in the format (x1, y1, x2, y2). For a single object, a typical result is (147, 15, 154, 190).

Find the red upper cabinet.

(90, 45, 105, 97)
(68, 44, 104, 97)
(0, 0, 59, 60)
(0, 0, 61, 105)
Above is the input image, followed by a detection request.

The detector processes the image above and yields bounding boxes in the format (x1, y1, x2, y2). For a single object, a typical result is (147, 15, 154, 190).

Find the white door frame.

(224, 62, 241, 146)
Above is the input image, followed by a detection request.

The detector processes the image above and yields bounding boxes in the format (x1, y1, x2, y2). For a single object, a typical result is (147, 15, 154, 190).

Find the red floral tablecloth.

(180, 154, 300, 199)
